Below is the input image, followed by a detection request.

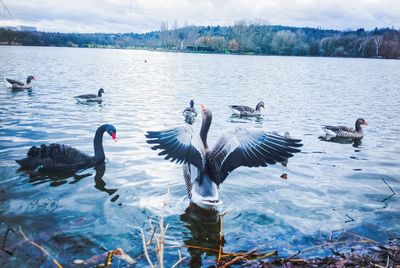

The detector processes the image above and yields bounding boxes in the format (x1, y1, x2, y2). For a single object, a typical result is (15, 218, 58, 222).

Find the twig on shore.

(171, 250, 187, 268)
(140, 227, 155, 268)
(218, 211, 228, 262)
(218, 255, 245, 267)
(287, 236, 378, 260)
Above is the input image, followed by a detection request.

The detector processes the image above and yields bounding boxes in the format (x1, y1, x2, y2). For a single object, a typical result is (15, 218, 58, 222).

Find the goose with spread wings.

(146, 104, 302, 209)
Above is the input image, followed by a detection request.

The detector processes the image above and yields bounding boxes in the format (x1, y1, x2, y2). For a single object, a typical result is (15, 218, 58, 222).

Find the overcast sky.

(0, 0, 399, 33)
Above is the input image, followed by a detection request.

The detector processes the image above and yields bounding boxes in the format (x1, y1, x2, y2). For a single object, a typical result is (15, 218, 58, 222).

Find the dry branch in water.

(18, 226, 63, 268)
(139, 187, 186, 268)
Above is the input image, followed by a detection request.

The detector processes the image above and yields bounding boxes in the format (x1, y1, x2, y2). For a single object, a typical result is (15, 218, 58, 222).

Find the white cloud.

(0, 0, 399, 33)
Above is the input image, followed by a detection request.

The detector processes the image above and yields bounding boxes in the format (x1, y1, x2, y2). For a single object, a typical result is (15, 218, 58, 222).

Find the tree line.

(1, 22, 399, 59)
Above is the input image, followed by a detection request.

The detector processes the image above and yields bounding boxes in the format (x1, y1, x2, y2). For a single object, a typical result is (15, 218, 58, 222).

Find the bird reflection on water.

(319, 135, 362, 148)
(180, 204, 225, 267)
(229, 114, 264, 125)
(21, 164, 119, 201)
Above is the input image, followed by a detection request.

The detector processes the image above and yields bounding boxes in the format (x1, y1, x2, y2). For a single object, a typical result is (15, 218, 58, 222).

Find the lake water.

(0, 46, 399, 267)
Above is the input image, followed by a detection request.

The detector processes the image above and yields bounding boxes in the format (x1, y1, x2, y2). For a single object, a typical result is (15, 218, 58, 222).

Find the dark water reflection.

(319, 135, 363, 147)
(229, 114, 264, 125)
(20, 164, 119, 201)
(1, 46, 399, 267)
(180, 205, 223, 267)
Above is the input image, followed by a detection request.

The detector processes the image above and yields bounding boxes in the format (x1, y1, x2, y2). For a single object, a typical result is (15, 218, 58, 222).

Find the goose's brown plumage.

(322, 118, 367, 139)
(6, 76, 35, 90)
(75, 88, 104, 102)
(230, 101, 264, 116)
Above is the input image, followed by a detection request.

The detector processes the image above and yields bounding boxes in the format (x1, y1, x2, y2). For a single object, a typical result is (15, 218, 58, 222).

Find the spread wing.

(146, 125, 205, 169)
(6, 78, 24, 86)
(229, 105, 255, 113)
(208, 128, 302, 185)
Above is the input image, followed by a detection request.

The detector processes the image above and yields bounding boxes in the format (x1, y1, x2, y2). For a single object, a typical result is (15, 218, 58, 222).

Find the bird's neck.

(26, 78, 32, 84)
(93, 125, 106, 165)
(255, 103, 263, 111)
(200, 114, 211, 150)
(355, 122, 363, 132)
(98, 91, 103, 97)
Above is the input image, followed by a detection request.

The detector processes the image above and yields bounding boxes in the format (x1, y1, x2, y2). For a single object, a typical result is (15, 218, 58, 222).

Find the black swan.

(5, 76, 35, 89)
(75, 88, 104, 103)
(183, 100, 198, 125)
(146, 104, 302, 209)
(322, 118, 367, 139)
(229, 101, 264, 116)
(16, 124, 117, 171)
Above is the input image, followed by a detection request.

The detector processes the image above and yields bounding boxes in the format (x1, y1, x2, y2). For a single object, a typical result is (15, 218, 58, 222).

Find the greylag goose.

(16, 124, 117, 171)
(5, 76, 35, 90)
(230, 101, 264, 116)
(183, 100, 198, 125)
(322, 118, 367, 139)
(146, 104, 302, 209)
(75, 88, 104, 103)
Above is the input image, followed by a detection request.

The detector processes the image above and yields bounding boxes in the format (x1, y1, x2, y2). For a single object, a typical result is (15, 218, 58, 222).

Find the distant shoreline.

(1, 25, 399, 59)
(1, 44, 397, 60)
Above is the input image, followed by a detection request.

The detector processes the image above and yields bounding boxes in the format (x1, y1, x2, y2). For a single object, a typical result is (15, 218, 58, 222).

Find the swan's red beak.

(363, 120, 368, 126)
(200, 104, 207, 111)
(111, 132, 117, 141)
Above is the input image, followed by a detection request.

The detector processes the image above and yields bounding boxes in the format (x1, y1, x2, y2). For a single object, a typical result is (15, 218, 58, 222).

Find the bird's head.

(190, 99, 194, 108)
(200, 104, 212, 124)
(106, 124, 117, 141)
(356, 118, 368, 126)
(27, 76, 35, 83)
(98, 88, 105, 97)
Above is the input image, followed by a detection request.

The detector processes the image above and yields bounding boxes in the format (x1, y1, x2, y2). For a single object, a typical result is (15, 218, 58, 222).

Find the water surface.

(0, 46, 399, 267)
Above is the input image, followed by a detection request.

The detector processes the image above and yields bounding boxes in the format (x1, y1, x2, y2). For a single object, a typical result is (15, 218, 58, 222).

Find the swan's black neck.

(98, 89, 104, 97)
(27, 77, 33, 84)
(200, 110, 212, 150)
(255, 102, 264, 111)
(93, 124, 107, 165)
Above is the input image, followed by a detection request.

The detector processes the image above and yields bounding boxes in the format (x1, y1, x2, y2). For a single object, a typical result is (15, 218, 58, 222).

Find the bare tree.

(373, 35, 383, 57)
(160, 21, 169, 47)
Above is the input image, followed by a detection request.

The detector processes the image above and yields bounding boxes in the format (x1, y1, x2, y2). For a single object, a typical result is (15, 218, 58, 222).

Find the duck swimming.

(322, 118, 368, 139)
(16, 124, 117, 171)
(5, 76, 35, 90)
(229, 101, 264, 116)
(75, 88, 104, 103)
(146, 104, 302, 209)
(183, 100, 198, 125)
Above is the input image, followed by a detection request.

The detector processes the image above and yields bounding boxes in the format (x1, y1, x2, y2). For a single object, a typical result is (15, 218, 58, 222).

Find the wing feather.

(208, 128, 302, 185)
(6, 78, 24, 86)
(146, 125, 205, 169)
(229, 105, 255, 113)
